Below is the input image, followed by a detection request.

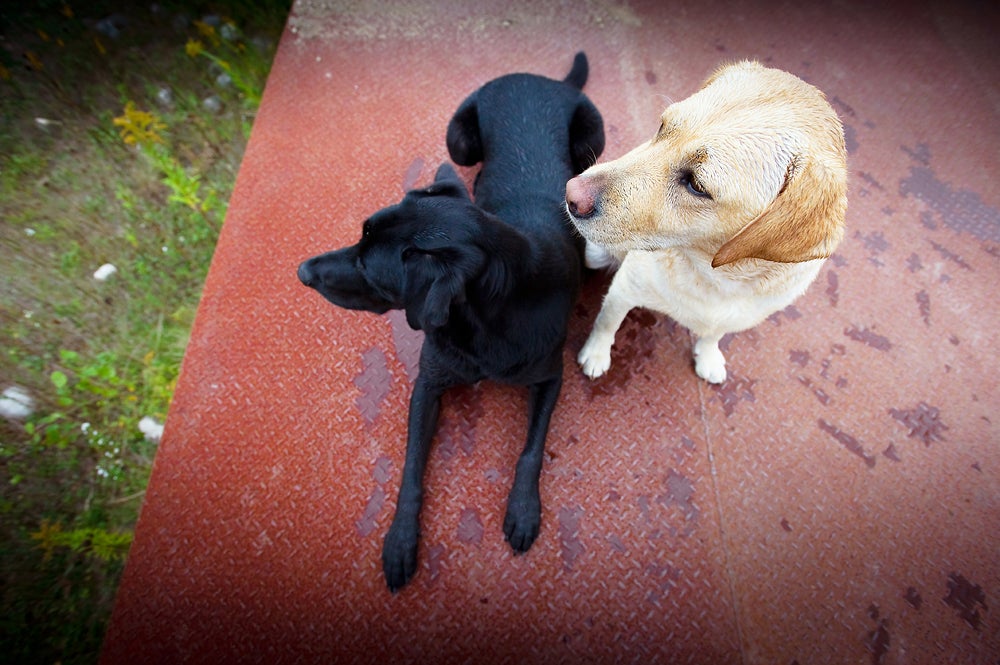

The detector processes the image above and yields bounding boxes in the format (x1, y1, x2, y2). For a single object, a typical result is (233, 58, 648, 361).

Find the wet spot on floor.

(712, 373, 757, 417)
(656, 469, 699, 536)
(857, 230, 890, 253)
(819, 419, 876, 468)
(902, 143, 931, 164)
(355, 485, 385, 537)
(386, 309, 422, 382)
(899, 148, 1000, 242)
(866, 617, 890, 665)
(844, 325, 892, 352)
(943, 573, 987, 631)
(353, 347, 391, 425)
(906, 253, 923, 272)
(904, 586, 922, 610)
(790, 349, 810, 367)
(916, 290, 931, 326)
(767, 304, 802, 326)
(889, 402, 947, 446)
(456, 507, 484, 545)
(558, 504, 585, 571)
(797, 376, 830, 405)
(645, 562, 681, 605)
(843, 123, 859, 153)
(607, 534, 627, 553)
(826, 270, 839, 307)
(644, 70, 657, 85)
(882, 444, 901, 462)
(425, 543, 446, 586)
(928, 239, 974, 271)
(373, 455, 393, 485)
(832, 96, 857, 118)
(437, 384, 484, 460)
(401, 156, 425, 192)
(858, 171, 884, 191)
(780, 518, 792, 532)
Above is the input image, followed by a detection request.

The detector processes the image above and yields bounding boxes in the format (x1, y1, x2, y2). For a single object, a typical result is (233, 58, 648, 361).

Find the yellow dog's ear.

(712, 155, 846, 267)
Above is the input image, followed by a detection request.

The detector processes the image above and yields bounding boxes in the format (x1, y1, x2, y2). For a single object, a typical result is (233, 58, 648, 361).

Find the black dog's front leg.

(382, 373, 445, 593)
(503, 373, 563, 553)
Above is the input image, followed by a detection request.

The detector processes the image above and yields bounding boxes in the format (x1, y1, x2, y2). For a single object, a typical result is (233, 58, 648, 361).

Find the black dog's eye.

(679, 171, 711, 199)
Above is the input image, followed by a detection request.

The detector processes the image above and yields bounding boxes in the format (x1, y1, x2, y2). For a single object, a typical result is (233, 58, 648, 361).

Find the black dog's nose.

(297, 261, 316, 287)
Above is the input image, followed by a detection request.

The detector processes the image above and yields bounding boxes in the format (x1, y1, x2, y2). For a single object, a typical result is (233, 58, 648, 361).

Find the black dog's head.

(298, 164, 502, 331)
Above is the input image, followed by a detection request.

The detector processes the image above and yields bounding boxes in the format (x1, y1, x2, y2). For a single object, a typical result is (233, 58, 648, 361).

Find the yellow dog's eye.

(679, 171, 711, 199)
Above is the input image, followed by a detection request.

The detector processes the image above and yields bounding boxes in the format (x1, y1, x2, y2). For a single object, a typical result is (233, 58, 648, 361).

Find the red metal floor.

(101, 1, 999, 663)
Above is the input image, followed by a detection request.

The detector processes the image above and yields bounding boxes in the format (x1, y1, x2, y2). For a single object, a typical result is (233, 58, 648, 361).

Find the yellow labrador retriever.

(566, 60, 847, 383)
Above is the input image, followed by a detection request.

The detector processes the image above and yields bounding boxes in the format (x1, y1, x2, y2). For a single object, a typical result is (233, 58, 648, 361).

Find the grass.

(0, 2, 291, 662)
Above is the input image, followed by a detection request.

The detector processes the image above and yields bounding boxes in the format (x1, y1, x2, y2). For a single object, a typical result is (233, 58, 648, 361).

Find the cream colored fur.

(567, 61, 847, 383)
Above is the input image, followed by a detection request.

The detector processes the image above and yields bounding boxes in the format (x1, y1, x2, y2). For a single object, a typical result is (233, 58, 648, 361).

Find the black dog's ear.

(415, 163, 470, 201)
(569, 97, 605, 174)
(402, 246, 484, 331)
(446, 92, 482, 166)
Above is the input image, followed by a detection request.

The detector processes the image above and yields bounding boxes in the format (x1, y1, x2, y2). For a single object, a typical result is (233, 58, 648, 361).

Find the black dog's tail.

(564, 52, 588, 89)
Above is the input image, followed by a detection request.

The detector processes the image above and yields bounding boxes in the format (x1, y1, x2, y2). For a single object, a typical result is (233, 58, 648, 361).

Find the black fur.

(298, 53, 604, 592)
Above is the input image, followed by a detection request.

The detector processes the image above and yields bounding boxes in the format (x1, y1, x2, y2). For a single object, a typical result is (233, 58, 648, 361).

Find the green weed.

(1, 1, 289, 661)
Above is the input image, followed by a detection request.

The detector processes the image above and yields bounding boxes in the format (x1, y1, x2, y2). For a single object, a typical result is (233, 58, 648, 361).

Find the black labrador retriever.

(297, 53, 604, 592)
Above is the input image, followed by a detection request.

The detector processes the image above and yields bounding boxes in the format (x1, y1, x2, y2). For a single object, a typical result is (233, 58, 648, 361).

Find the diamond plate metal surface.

(102, 1, 999, 663)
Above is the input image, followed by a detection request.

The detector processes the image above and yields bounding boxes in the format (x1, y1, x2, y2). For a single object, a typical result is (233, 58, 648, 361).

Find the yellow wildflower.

(185, 38, 203, 58)
(113, 102, 167, 147)
(194, 20, 220, 46)
(94, 36, 106, 55)
(61, 3, 73, 18)
(38, 29, 51, 42)
(0, 64, 10, 81)
(30, 519, 63, 560)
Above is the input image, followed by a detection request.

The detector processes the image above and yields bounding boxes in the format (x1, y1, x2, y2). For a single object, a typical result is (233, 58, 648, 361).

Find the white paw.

(584, 240, 618, 270)
(578, 336, 613, 379)
(694, 346, 727, 384)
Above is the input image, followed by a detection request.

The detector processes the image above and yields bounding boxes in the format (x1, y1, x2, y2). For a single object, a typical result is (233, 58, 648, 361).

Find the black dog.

(298, 53, 604, 592)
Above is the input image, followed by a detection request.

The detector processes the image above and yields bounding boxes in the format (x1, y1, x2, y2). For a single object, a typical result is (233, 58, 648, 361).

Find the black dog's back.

(446, 53, 605, 240)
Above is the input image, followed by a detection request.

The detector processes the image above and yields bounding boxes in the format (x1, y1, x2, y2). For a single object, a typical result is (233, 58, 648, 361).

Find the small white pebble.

(203, 95, 222, 113)
(138, 416, 164, 443)
(93, 263, 118, 281)
(155, 87, 174, 107)
(0, 386, 35, 420)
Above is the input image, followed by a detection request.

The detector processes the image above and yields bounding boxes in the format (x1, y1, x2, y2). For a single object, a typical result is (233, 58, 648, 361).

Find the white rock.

(93, 263, 118, 281)
(0, 386, 35, 420)
(138, 416, 164, 443)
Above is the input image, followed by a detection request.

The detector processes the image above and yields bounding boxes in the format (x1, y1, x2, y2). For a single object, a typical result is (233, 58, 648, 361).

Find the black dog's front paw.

(503, 490, 541, 553)
(382, 518, 419, 593)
